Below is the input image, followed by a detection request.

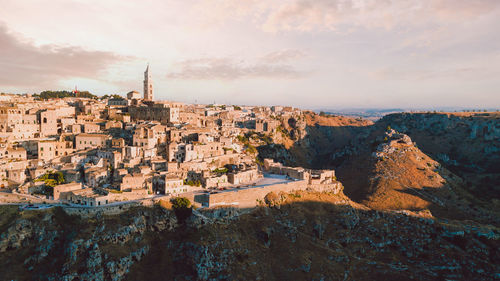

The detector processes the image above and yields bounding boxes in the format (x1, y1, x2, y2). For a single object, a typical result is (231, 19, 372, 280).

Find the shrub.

(35, 171, 64, 186)
(245, 143, 257, 154)
(172, 197, 191, 209)
(171, 197, 192, 223)
(184, 179, 202, 187)
(264, 192, 280, 207)
(213, 167, 229, 175)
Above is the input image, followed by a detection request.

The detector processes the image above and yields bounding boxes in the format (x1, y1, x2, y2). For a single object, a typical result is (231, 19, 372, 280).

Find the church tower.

(143, 64, 153, 101)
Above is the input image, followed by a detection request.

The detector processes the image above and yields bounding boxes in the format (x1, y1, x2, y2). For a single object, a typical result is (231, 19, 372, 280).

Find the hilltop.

(338, 129, 500, 225)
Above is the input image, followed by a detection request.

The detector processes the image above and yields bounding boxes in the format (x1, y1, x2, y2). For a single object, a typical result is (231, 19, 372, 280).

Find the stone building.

(85, 166, 109, 188)
(75, 134, 110, 150)
(203, 173, 229, 188)
(66, 188, 109, 207)
(53, 182, 82, 200)
(255, 119, 279, 133)
(152, 174, 186, 195)
(129, 103, 179, 124)
(120, 173, 146, 191)
(228, 168, 260, 185)
(83, 123, 101, 133)
(1, 147, 27, 160)
(108, 98, 129, 107)
(127, 91, 141, 100)
(38, 138, 73, 161)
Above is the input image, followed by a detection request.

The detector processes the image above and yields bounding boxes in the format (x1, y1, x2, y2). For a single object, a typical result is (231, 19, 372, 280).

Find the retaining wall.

(195, 181, 342, 208)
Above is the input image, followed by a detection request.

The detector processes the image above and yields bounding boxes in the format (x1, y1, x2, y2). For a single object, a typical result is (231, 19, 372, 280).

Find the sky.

(0, 0, 499, 109)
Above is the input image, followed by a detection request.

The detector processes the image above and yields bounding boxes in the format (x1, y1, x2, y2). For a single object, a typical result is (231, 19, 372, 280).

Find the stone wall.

(194, 180, 343, 208)
(63, 202, 143, 217)
(107, 189, 149, 202)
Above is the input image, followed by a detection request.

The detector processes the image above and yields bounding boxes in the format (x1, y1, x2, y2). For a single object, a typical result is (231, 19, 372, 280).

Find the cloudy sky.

(0, 0, 499, 109)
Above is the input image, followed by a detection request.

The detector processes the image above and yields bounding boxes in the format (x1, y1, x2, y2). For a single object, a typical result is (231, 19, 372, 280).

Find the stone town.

(0, 65, 340, 208)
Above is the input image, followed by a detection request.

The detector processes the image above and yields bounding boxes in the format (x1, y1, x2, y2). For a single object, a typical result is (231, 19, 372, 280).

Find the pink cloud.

(0, 23, 126, 88)
(260, 0, 500, 32)
(167, 52, 307, 80)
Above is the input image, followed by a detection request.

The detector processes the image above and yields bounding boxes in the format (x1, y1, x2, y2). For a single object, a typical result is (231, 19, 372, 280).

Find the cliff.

(379, 112, 500, 201)
(1, 190, 499, 280)
(258, 110, 500, 212)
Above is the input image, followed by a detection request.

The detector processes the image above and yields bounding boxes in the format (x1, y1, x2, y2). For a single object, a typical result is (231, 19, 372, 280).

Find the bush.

(245, 143, 257, 154)
(264, 192, 279, 207)
(172, 197, 191, 209)
(184, 179, 201, 187)
(213, 167, 229, 175)
(171, 197, 192, 223)
(35, 171, 65, 188)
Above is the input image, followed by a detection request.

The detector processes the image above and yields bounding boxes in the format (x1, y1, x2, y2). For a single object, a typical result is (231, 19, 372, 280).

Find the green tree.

(37, 90, 97, 100)
(171, 197, 192, 223)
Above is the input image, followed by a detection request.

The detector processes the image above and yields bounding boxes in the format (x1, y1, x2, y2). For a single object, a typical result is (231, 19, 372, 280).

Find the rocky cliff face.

(1, 191, 499, 281)
(0, 206, 177, 281)
(379, 112, 500, 200)
(258, 112, 500, 205)
(380, 112, 499, 171)
(258, 112, 373, 168)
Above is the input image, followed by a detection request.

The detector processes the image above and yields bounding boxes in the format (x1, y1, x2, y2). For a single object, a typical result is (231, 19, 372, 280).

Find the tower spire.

(143, 63, 153, 101)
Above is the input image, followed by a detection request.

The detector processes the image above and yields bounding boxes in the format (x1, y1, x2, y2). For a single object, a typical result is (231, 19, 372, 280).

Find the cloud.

(190, 0, 264, 28)
(167, 51, 307, 80)
(259, 49, 306, 63)
(0, 23, 125, 89)
(261, 0, 500, 32)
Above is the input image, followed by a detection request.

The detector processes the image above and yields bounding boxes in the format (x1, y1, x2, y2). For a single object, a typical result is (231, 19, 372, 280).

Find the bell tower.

(143, 64, 153, 101)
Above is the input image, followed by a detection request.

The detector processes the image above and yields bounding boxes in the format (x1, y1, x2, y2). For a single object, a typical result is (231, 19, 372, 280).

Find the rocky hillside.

(257, 111, 500, 214)
(1, 191, 499, 280)
(0, 205, 177, 281)
(337, 129, 500, 226)
(378, 112, 500, 201)
(258, 112, 373, 168)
